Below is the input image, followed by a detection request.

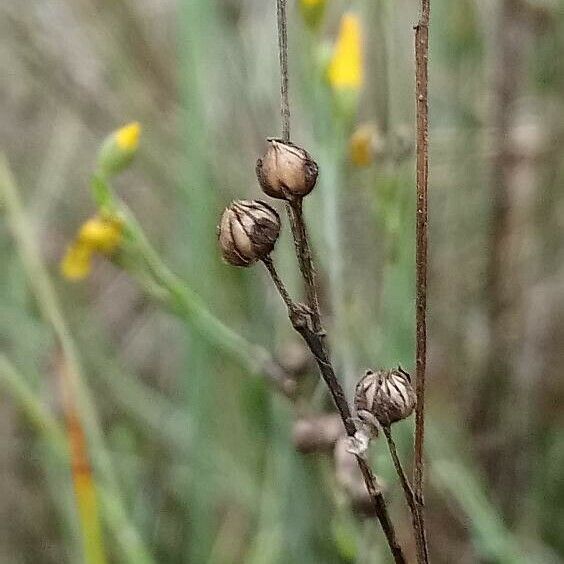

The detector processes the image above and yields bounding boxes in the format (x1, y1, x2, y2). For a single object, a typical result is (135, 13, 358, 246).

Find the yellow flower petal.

(328, 13, 363, 91)
(61, 242, 93, 281)
(115, 122, 141, 152)
(78, 216, 123, 254)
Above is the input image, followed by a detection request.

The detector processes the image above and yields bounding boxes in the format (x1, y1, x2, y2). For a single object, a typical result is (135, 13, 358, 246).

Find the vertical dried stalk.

(276, 0, 290, 142)
(414, 0, 430, 561)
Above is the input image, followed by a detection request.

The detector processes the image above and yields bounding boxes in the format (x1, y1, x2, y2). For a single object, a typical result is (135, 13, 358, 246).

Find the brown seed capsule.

(292, 414, 344, 454)
(256, 138, 319, 199)
(218, 200, 280, 267)
(354, 367, 416, 429)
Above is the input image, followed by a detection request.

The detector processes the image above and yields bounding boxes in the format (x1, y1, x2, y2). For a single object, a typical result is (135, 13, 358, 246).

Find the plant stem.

(262, 258, 406, 564)
(276, 0, 290, 142)
(414, 0, 431, 561)
(272, 1, 405, 560)
(383, 426, 429, 563)
(287, 198, 322, 333)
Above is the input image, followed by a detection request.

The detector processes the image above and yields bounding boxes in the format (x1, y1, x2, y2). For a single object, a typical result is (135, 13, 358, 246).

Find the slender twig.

(286, 198, 322, 333)
(275, 0, 321, 332)
(383, 426, 429, 563)
(276, 0, 290, 142)
(414, 0, 431, 561)
(262, 258, 406, 564)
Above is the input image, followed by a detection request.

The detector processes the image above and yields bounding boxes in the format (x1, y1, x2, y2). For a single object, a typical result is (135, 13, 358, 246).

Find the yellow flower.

(349, 124, 383, 167)
(78, 216, 123, 253)
(61, 242, 93, 281)
(328, 13, 363, 91)
(115, 122, 141, 152)
(97, 122, 141, 178)
(61, 215, 123, 281)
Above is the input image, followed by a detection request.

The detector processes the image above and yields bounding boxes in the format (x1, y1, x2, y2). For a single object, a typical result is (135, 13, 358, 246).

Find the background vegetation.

(1, 0, 564, 562)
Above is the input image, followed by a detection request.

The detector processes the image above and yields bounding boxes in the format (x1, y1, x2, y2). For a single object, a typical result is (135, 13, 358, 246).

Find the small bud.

(218, 200, 280, 267)
(97, 122, 141, 178)
(354, 368, 416, 429)
(256, 139, 318, 200)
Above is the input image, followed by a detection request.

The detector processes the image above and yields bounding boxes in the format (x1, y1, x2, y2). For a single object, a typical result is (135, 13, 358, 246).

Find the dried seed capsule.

(256, 139, 318, 200)
(354, 367, 416, 429)
(292, 414, 344, 454)
(218, 199, 280, 267)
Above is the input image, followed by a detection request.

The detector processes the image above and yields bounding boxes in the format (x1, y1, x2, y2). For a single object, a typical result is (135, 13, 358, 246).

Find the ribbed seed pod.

(354, 368, 416, 429)
(256, 139, 318, 200)
(218, 200, 280, 267)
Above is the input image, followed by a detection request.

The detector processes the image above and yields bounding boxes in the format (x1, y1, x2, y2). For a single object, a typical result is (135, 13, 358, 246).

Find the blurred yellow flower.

(61, 216, 123, 281)
(349, 123, 383, 167)
(328, 13, 363, 91)
(115, 122, 141, 152)
(78, 216, 123, 253)
(61, 242, 93, 281)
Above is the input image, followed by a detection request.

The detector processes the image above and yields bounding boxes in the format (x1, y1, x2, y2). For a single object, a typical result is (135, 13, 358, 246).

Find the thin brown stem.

(262, 257, 406, 564)
(276, 0, 290, 142)
(287, 198, 322, 333)
(414, 0, 430, 542)
(383, 426, 429, 563)
(262, 256, 295, 313)
(414, 0, 431, 561)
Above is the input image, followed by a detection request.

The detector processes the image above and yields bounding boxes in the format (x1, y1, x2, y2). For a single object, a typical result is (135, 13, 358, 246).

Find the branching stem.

(262, 257, 406, 564)
(272, 1, 407, 561)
